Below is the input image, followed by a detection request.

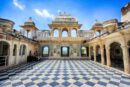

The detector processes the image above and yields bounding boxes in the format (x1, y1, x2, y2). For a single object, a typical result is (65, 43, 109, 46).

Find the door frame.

(61, 46, 69, 57)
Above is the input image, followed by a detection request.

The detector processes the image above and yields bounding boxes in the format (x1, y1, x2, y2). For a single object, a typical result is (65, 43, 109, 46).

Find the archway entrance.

(61, 46, 69, 57)
(96, 45, 101, 63)
(0, 41, 9, 66)
(42, 46, 49, 57)
(81, 46, 87, 57)
(90, 47, 94, 61)
(110, 42, 124, 70)
(104, 45, 107, 65)
(13, 44, 17, 64)
(128, 47, 130, 58)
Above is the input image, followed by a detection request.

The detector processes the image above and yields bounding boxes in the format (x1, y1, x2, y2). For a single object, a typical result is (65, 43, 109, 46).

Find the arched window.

(81, 46, 87, 57)
(90, 46, 94, 60)
(62, 31, 68, 37)
(96, 45, 101, 63)
(22, 45, 26, 55)
(13, 44, 17, 56)
(62, 47, 68, 55)
(61, 46, 69, 57)
(19, 45, 26, 56)
(24, 31, 28, 37)
(28, 32, 32, 38)
(54, 29, 59, 37)
(0, 41, 9, 66)
(0, 41, 9, 56)
(71, 29, 77, 37)
(42, 46, 49, 57)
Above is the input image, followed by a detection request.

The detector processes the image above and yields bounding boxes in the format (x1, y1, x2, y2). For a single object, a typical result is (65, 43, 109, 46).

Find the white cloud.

(13, 0, 25, 10)
(34, 9, 54, 19)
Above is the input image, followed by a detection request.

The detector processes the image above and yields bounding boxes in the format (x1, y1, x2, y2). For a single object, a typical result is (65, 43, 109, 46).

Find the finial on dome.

(95, 19, 99, 23)
(28, 17, 32, 22)
(29, 17, 32, 20)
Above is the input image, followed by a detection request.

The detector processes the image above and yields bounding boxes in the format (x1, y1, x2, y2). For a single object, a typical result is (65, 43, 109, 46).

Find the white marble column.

(106, 46, 111, 67)
(49, 44, 52, 57)
(59, 29, 62, 38)
(8, 41, 13, 66)
(78, 45, 81, 57)
(93, 46, 96, 62)
(51, 29, 54, 37)
(101, 45, 105, 65)
(89, 46, 91, 60)
(76, 29, 78, 37)
(122, 46, 130, 74)
(68, 29, 71, 37)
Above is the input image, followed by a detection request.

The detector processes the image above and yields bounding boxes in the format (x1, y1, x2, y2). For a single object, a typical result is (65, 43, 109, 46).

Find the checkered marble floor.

(0, 60, 130, 87)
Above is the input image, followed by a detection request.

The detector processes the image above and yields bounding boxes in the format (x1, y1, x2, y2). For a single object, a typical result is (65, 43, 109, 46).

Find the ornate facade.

(0, 3, 130, 74)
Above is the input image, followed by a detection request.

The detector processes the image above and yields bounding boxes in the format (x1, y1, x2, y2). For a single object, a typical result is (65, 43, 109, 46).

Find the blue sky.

(0, 0, 129, 30)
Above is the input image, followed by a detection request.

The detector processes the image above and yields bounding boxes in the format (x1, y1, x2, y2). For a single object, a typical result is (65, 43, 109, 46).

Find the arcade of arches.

(52, 28, 77, 37)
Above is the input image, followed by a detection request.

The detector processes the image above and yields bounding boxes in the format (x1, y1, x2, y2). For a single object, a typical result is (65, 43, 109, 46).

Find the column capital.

(93, 45, 96, 48)
(106, 46, 110, 50)
(100, 44, 104, 49)
(121, 45, 128, 49)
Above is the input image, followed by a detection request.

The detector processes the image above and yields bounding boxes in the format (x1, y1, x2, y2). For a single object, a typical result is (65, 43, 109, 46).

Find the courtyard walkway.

(0, 60, 130, 87)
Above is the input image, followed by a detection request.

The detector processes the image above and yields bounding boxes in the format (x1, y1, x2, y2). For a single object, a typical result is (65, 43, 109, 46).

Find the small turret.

(121, 2, 130, 22)
(91, 20, 103, 34)
(20, 17, 37, 31)
(103, 19, 118, 33)
(0, 18, 14, 32)
(20, 17, 38, 38)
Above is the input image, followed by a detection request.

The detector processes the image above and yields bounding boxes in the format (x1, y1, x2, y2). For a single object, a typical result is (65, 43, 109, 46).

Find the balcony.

(36, 37, 87, 42)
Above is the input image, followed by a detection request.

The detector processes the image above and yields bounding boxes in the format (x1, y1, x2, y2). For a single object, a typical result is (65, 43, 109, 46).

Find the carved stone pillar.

(8, 41, 13, 66)
(88, 46, 91, 59)
(76, 29, 80, 37)
(101, 45, 105, 65)
(89, 46, 91, 59)
(59, 28, 62, 38)
(51, 29, 54, 37)
(49, 44, 53, 57)
(93, 46, 96, 62)
(68, 29, 71, 37)
(122, 46, 130, 74)
(106, 46, 111, 67)
(76, 29, 78, 37)
(78, 45, 81, 57)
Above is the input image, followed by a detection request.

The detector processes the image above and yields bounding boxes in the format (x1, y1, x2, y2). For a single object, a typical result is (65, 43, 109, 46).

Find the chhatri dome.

(24, 17, 35, 26)
(91, 20, 103, 33)
(52, 12, 78, 24)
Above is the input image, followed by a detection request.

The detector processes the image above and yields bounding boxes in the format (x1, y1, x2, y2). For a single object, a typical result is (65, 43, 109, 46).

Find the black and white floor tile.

(0, 60, 130, 87)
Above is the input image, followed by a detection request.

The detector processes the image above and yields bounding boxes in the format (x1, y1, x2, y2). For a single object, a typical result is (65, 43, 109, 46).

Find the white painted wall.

(0, 39, 36, 67)
(122, 11, 130, 22)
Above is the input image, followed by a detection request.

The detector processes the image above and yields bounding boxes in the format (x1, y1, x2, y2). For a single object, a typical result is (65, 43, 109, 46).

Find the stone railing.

(37, 37, 87, 41)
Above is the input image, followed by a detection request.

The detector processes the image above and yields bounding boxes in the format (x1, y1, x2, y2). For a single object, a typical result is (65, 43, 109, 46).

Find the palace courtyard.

(0, 1, 130, 87)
